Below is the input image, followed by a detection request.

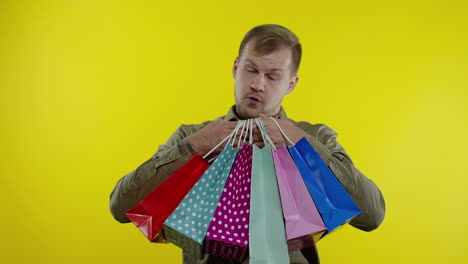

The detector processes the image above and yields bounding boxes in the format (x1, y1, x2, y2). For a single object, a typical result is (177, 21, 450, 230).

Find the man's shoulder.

(177, 115, 226, 135)
(287, 118, 338, 139)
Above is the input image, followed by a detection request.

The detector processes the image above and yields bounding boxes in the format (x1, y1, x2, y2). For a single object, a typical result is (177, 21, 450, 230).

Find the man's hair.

(238, 24, 302, 75)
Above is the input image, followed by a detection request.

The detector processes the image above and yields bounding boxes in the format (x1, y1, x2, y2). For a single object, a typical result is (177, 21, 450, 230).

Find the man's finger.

(253, 141, 265, 148)
(251, 133, 264, 142)
(225, 121, 239, 129)
(259, 114, 271, 127)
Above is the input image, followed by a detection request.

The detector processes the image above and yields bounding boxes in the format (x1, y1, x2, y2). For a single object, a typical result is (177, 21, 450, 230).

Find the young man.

(110, 24, 386, 264)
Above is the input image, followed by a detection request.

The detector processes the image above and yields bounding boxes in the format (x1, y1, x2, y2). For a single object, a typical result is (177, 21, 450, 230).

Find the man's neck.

(233, 106, 285, 120)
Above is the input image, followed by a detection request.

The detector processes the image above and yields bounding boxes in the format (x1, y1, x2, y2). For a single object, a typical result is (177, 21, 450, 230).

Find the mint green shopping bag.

(249, 118, 289, 264)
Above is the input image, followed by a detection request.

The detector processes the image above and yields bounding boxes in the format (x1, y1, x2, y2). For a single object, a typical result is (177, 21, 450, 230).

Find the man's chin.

(235, 105, 262, 119)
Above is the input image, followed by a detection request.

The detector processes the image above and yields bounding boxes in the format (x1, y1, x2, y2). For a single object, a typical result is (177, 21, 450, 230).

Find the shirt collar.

(223, 105, 288, 121)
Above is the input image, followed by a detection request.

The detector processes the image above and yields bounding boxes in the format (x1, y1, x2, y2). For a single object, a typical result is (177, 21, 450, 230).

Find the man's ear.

(285, 75, 299, 95)
(232, 58, 239, 79)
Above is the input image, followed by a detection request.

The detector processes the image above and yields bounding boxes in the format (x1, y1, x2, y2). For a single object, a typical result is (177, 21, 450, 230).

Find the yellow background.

(1, 0, 467, 263)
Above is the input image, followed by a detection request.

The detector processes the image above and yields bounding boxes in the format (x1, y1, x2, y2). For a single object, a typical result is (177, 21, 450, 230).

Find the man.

(110, 24, 386, 263)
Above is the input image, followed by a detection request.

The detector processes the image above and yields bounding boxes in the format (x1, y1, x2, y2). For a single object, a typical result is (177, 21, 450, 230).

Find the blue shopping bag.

(288, 137, 361, 234)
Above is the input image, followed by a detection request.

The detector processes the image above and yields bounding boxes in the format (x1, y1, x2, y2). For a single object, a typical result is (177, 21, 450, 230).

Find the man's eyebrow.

(245, 59, 284, 73)
(269, 68, 284, 73)
(245, 59, 257, 67)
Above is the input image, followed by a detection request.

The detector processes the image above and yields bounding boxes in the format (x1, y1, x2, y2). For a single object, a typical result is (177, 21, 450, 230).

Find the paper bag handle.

(255, 118, 277, 151)
(203, 120, 244, 160)
(269, 117, 295, 146)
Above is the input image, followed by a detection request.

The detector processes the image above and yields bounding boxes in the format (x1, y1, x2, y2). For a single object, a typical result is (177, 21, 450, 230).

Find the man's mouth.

(247, 96, 261, 103)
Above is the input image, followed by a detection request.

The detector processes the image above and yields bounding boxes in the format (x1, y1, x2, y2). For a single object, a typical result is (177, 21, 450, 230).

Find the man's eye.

(267, 75, 278, 81)
(246, 67, 256, 73)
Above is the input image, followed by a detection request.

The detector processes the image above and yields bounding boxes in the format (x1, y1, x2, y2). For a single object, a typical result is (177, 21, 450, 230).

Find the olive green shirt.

(110, 106, 386, 264)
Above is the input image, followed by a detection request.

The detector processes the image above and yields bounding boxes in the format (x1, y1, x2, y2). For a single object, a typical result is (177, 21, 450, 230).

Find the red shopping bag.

(125, 154, 209, 242)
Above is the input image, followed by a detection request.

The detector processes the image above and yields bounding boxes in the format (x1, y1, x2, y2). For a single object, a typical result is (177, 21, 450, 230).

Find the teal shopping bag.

(249, 119, 289, 264)
(163, 122, 244, 259)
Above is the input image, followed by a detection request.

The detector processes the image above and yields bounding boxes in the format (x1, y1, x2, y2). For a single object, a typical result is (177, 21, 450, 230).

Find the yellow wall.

(1, 0, 467, 263)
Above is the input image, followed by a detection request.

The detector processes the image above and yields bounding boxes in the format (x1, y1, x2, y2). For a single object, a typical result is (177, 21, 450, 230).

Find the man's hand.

(183, 121, 239, 158)
(252, 114, 311, 148)
(179, 116, 311, 159)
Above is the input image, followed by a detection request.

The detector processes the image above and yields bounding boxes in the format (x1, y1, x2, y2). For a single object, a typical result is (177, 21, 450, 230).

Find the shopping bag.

(288, 137, 361, 234)
(124, 154, 209, 242)
(163, 121, 245, 259)
(249, 118, 289, 264)
(204, 142, 253, 262)
(272, 144, 327, 251)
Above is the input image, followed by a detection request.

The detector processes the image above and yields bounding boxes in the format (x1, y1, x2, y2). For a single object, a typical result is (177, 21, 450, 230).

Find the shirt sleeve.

(109, 125, 193, 223)
(300, 122, 386, 231)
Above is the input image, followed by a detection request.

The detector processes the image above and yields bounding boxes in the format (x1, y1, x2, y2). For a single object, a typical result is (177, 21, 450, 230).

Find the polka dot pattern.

(204, 142, 252, 260)
(164, 145, 239, 245)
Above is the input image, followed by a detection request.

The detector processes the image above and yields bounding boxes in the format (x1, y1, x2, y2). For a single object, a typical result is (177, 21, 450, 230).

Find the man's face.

(232, 41, 299, 119)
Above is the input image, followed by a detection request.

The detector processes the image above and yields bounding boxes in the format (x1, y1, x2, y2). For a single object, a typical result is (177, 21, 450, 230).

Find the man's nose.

(250, 74, 265, 92)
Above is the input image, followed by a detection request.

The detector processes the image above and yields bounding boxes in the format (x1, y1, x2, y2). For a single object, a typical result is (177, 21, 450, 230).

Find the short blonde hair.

(238, 24, 302, 75)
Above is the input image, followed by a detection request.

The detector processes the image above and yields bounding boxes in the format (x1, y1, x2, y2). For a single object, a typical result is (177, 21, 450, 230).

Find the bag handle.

(230, 119, 247, 147)
(203, 120, 244, 160)
(254, 118, 277, 151)
(269, 117, 295, 146)
(254, 118, 266, 144)
(249, 119, 253, 144)
(236, 119, 248, 149)
(260, 117, 277, 151)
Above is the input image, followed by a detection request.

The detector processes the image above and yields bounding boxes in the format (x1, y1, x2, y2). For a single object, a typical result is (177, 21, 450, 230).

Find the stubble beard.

(235, 103, 262, 120)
